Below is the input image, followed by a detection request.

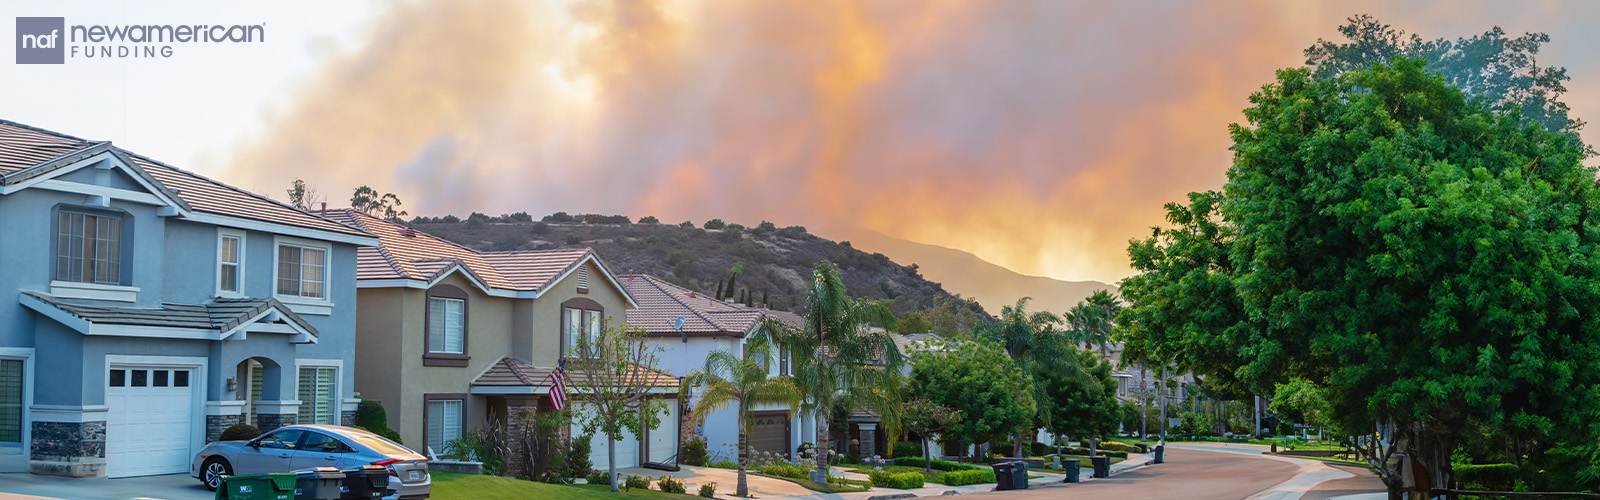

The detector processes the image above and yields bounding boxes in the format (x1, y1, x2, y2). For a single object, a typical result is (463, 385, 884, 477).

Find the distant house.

(327, 210, 679, 472)
(620, 274, 809, 462)
(0, 120, 377, 478)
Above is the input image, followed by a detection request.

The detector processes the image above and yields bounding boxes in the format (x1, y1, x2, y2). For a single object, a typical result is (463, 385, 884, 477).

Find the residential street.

(958, 447, 1382, 500)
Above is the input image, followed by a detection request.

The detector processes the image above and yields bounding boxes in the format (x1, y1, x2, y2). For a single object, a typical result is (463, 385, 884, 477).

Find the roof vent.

(577, 267, 590, 289)
(689, 291, 696, 298)
(399, 227, 416, 237)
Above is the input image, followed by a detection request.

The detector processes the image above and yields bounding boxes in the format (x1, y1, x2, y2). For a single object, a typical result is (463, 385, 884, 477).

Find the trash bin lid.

(293, 467, 346, 479)
(267, 473, 299, 490)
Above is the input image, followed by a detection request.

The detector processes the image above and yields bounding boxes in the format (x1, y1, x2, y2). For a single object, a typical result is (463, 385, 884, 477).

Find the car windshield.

(349, 433, 414, 456)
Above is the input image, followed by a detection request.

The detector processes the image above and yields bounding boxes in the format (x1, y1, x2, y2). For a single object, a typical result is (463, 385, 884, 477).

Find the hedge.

(758, 463, 807, 480)
(940, 469, 997, 486)
(1098, 441, 1140, 454)
(869, 471, 925, 489)
(892, 457, 978, 471)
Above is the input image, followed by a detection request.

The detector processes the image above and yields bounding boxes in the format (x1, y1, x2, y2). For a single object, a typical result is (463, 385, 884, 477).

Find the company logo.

(15, 16, 264, 64)
(16, 17, 64, 64)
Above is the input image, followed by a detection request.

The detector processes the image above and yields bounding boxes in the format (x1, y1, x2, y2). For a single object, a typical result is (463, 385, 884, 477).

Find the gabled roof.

(328, 209, 633, 303)
(621, 274, 801, 337)
(472, 356, 679, 392)
(20, 290, 319, 341)
(0, 119, 372, 242)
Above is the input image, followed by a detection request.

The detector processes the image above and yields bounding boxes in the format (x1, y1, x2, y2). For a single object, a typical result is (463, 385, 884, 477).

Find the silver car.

(191, 424, 430, 499)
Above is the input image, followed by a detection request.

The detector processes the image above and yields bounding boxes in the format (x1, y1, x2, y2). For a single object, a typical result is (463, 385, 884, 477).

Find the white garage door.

(576, 404, 638, 470)
(106, 366, 195, 478)
(646, 402, 678, 464)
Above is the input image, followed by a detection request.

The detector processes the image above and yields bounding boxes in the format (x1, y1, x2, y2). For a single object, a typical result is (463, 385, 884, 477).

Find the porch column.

(504, 395, 539, 478)
(204, 401, 246, 443)
(859, 423, 877, 459)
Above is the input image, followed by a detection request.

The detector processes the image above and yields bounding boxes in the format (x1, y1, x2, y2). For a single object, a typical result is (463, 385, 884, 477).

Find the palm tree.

(1064, 290, 1122, 355)
(980, 297, 1081, 458)
(761, 261, 905, 482)
(686, 334, 801, 497)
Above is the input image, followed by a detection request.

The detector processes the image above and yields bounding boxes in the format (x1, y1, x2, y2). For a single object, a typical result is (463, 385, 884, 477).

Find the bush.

(758, 463, 806, 480)
(891, 456, 977, 471)
(624, 475, 651, 490)
(940, 469, 997, 486)
(698, 482, 717, 498)
(1098, 441, 1139, 454)
(220, 424, 260, 442)
(567, 434, 594, 478)
(639, 216, 660, 225)
(355, 400, 402, 443)
(868, 470, 925, 489)
(1456, 463, 1519, 491)
(657, 475, 686, 494)
(683, 436, 709, 466)
(892, 440, 922, 459)
(587, 469, 611, 486)
(1029, 441, 1051, 456)
(703, 219, 726, 230)
(709, 459, 739, 470)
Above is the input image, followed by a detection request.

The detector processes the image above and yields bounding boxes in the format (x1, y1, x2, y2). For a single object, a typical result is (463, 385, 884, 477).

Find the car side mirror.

(248, 440, 261, 448)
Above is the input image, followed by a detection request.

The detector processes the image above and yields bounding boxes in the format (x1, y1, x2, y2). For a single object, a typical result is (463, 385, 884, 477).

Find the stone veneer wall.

(205, 414, 243, 443)
(341, 410, 357, 428)
(256, 413, 296, 433)
(30, 421, 106, 477)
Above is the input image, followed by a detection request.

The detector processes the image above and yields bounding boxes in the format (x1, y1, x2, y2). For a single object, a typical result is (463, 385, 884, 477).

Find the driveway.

(613, 465, 815, 498)
(0, 473, 212, 500)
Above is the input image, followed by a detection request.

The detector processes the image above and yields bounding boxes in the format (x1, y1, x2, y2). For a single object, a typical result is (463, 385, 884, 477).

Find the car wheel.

(202, 457, 233, 491)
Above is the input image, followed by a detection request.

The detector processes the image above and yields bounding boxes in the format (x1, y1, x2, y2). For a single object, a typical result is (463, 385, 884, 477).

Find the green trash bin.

(292, 467, 346, 500)
(1062, 460, 1081, 483)
(216, 473, 297, 500)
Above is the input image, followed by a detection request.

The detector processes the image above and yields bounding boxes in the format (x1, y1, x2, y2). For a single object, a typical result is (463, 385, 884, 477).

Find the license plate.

(408, 470, 420, 481)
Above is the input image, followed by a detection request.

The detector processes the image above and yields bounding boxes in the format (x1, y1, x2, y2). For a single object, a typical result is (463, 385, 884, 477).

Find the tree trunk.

(608, 436, 619, 492)
(737, 406, 749, 497)
(1013, 429, 1024, 458)
(814, 408, 830, 482)
(923, 437, 932, 473)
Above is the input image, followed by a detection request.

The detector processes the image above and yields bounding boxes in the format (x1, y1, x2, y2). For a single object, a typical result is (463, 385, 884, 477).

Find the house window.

(56, 211, 122, 285)
(277, 244, 327, 299)
(218, 231, 244, 295)
(0, 359, 21, 444)
(426, 399, 463, 456)
(297, 367, 336, 425)
(563, 307, 601, 357)
(779, 344, 790, 376)
(428, 297, 465, 353)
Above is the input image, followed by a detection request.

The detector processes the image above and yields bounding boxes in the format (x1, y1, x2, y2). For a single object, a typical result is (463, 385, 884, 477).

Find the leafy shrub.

(444, 424, 507, 475)
(709, 459, 739, 470)
(940, 469, 997, 486)
(892, 457, 977, 471)
(565, 233, 583, 245)
(703, 219, 726, 230)
(683, 436, 710, 466)
(587, 469, 611, 486)
(639, 216, 659, 225)
(698, 482, 717, 498)
(1456, 463, 1519, 491)
(1098, 441, 1139, 454)
(868, 471, 925, 489)
(892, 440, 922, 459)
(657, 475, 686, 494)
(220, 424, 260, 442)
(624, 475, 652, 490)
(354, 401, 402, 443)
(567, 434, 594, 478)
(1030, 442, 1051, 456)
(759, 463, 806, 480)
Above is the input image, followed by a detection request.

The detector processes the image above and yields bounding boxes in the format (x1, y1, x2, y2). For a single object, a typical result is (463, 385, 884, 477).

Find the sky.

(4, 0, 1599, 285)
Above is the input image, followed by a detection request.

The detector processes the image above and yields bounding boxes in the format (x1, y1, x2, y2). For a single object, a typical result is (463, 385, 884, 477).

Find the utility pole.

(1253, 395, 1261, 438)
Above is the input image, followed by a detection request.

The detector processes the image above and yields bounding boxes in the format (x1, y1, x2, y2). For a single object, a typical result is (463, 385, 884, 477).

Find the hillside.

(840, 229, 1116, 313)
(408, 217, 990, 318)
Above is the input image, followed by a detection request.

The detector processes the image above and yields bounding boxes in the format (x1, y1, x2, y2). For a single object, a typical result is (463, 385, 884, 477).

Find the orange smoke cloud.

(223, 0, 1600, 284)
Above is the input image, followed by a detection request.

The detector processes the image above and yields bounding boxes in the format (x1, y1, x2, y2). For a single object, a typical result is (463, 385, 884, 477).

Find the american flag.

(548, 358, 569, 410)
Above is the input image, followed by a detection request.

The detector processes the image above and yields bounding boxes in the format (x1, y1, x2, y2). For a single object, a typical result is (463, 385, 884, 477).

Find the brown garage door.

(748, 412, 790, 457)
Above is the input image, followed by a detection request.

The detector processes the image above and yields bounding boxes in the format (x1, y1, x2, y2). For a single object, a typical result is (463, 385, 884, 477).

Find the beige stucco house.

(327, 210, 679, 473)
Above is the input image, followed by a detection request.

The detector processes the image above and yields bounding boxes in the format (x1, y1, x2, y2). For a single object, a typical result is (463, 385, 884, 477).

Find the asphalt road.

(958, 447, 1308, 500)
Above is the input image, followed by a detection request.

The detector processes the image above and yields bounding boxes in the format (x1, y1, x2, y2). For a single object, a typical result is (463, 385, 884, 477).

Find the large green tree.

(910, 339, 1036, 460)
(686, 334, 801, 497)
(761, 261, 906, 481)
(1038, 349, 1120, 456)
(1119, 58, 1600, 495)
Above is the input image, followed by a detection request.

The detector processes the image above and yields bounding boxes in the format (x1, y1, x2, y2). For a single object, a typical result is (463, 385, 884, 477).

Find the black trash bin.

(1014, 460, 1029, 489)
(1154, 445, 1165, 464)
(1062, 460, 1081, 483)
(992, 461, 1017, 491)
(1090, 456, 1111, 479)
(338, 466, 389, 499)
(292, 467, 345, 500)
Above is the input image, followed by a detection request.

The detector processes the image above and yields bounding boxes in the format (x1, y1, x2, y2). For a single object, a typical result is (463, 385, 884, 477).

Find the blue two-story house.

(0, 120, 377, 478)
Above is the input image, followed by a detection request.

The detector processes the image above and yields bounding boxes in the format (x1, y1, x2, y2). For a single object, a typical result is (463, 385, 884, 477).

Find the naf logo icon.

(16, 17, 65, 64)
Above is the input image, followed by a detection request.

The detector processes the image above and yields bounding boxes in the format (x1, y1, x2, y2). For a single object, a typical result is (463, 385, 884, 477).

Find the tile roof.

(21, 290, 319, 337)
(0, 119, 370, 239)
(473, 356, 679, 389)
(325, 209, 602, 293)
(620, 274, 799, 337)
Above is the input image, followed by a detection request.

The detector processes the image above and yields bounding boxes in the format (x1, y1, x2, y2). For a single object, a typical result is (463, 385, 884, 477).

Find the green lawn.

(840, 463, 999, 486)
(429, 471, 700, 500)
(748, 472, 872, 493)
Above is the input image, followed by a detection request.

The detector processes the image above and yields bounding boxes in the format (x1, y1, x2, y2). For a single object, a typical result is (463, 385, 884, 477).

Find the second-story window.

(427, 288, 466, 354)
(276, 244, 327, 299)
(56, 211, 122, 285)
(218, 231, 243, 295)
(564, 307, 601, 357)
